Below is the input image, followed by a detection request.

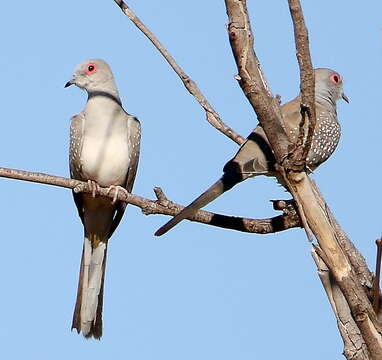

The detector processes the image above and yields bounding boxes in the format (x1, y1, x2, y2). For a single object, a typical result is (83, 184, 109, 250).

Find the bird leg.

(106, 185, 129, 204)
(87, 180, 101, 198)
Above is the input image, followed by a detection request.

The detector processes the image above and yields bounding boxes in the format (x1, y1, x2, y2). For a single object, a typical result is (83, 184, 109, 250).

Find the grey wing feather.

(69, 113, 86, 224)
(109, 116, 141, 237)
(125, 116, 141, 193)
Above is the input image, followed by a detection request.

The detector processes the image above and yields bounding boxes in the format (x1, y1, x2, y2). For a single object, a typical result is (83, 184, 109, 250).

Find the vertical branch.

(224, 0, 292, 166)
(225, 1, 382, 358)
(287, 0, 316, 165)
(289, 177, 382, 359)
(287, 3, 382, 355)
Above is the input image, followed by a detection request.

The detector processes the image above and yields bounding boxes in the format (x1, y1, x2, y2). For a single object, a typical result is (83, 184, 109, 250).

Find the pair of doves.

(65, 58, 348, 339)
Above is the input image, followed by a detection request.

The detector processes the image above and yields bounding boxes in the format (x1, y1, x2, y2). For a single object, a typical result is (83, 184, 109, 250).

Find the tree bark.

(224, 0, 382, 359)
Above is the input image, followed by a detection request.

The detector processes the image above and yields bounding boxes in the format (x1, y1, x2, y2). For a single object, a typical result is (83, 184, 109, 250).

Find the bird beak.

(342, 93, 349, 103)
(65, 79, 75, 88)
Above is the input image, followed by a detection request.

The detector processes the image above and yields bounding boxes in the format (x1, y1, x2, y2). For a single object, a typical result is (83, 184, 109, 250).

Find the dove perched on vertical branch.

(155, 68, 348, 236)
(65, 58, 141, 339)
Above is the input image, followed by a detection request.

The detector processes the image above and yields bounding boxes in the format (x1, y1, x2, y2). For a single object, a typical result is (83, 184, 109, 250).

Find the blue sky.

(0, 1, 381, 359)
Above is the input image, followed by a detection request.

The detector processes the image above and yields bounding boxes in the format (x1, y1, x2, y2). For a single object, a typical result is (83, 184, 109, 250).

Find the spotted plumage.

(288, 107, 341, 168)
(66, 58, 141, 339)
(155, 68, 348, 236)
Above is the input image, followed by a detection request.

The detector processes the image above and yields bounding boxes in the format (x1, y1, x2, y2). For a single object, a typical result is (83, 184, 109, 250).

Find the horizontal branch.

(113, 0, 245, 146)
(0, 167, 301, 234)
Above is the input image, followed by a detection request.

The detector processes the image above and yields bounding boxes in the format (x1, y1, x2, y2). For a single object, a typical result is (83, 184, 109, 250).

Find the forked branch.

(224, 0, 382, 358)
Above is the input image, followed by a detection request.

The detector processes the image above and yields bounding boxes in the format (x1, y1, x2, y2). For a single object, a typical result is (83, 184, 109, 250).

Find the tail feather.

(155, 173, 241, 236)
(72, 236, 107, 339)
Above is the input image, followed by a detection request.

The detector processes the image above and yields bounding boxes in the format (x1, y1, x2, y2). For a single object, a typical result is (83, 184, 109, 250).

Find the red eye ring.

(330, 73, 340, 84)
(86, 63, 97, 74)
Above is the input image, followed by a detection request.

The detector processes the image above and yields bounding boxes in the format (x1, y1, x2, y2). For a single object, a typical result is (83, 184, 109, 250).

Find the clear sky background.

(0, 1, 381, 359)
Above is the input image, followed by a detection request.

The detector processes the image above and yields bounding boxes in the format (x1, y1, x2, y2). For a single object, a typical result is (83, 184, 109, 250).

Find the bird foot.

(87, 180, 101, 198)
(106, 185, 128, 204)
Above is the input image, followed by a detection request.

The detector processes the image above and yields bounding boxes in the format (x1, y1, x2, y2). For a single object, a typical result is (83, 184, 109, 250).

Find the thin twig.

(113, 0, 245, 145)
(0, 166, 300, 234)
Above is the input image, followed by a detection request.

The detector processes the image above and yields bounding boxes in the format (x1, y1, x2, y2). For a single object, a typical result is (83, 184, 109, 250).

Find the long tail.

(72, 235, 107, 339)
(155, 172, 242, 236)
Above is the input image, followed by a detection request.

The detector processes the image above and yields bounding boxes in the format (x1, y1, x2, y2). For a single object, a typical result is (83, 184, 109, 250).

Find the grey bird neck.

(87, 90, 122, 108)
(315, 86, 338, 112)
(85, 75, 122, 106)
(84, 87, 125, 132)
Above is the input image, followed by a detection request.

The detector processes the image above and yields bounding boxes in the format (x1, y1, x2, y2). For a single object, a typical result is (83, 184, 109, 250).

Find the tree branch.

(289, 176, 382, 359)
(312, 247, 370, 360)
(113, 0, 245, 145)
(224, 0, 382, 358)
(0, 167, 300, 234)
(224, 0, 313, 237)
(224, 0, 292, 166)
(288, 3, 382, 352)
(288, 0, 316, 168)
(323, 190, 373, 289)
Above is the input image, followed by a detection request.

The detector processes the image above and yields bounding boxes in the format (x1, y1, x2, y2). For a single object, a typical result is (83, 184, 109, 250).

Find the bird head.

(314, 68, 349, 106)
(65, 58, 116, 92)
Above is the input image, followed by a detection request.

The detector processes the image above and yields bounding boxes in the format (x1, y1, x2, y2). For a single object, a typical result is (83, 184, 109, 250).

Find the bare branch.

(113, 0, 245, 145)
(304, 180, 382, 359)
(286, 6, 382, 351)
(323, 194, 373, 289)
(286, 4, 382, 352)
(288, 0, 317, 168)
(224, 0, 292, 165)
(0, 167, 300, 234)
(224, 1, 382, 357)
(312, 247, 370, 360)
(224, 0, 316, 238)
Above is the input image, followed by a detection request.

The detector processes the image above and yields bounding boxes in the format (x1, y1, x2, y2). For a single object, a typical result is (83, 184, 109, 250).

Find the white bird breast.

(81, 129, 130, 187)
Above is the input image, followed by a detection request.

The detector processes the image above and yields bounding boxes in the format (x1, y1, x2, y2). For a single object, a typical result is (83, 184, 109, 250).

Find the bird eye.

(86, 64, 97, 74)
(330, 74, 340, 84)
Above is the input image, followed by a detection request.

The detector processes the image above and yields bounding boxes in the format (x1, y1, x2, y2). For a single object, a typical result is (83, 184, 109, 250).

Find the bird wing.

(224, 125, 276, 178)
(125, 116, 141, 193)
(69, 113, 86, 224)
(108, 115, 141, 237)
